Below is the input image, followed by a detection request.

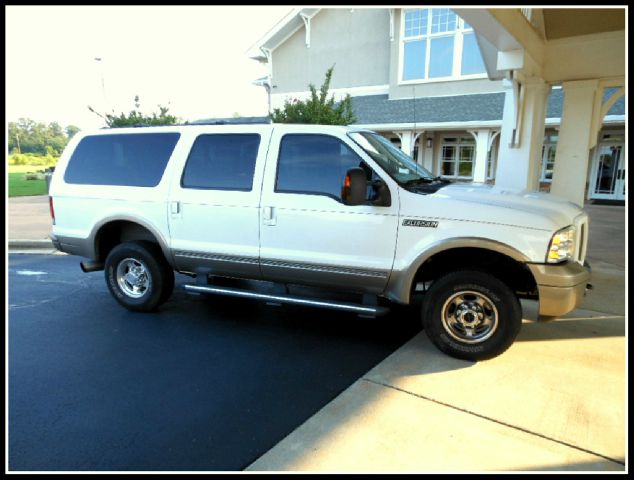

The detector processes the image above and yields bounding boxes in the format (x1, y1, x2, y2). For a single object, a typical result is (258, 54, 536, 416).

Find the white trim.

(248, 8, 321, 57)
(486, 139, 498, 181)
(393, 89, 505, 101)
(487, 130, 500, 152)
(246, 8, 301, 57)
(352, 115, 625, 132)
(269, 24, 305, 54)
(398, 73, 489, 85)
(300, 13, 311, 48)
(539, 141, 557, 183)
(353, 120, 503, 131)
(544, 114, 625, 127)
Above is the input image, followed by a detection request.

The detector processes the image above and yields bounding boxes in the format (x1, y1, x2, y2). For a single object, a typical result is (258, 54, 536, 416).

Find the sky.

(6, 5, 293, 130)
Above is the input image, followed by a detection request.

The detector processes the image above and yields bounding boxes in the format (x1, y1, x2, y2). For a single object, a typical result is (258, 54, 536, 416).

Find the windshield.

(348, 131, 435, 186)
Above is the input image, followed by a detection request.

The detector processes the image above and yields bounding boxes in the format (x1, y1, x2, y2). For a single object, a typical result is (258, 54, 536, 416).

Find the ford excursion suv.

(49, 122, 592, 360)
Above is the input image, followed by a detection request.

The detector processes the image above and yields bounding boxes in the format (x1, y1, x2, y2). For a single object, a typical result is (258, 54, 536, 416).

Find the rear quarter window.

(64, 132, 180, 187)
(181, 134, 261, 191)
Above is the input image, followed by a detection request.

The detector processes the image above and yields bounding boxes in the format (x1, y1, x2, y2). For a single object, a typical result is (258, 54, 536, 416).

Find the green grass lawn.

(7, 164, 54, 197)
(8, 171, 48, 197)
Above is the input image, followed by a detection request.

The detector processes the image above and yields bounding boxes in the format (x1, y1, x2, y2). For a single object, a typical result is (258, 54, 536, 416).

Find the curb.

(8, 239, 55, 250)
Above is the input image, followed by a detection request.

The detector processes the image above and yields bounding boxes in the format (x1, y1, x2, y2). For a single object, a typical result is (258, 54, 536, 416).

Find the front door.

(589, 143, 625, 201)
(259, 129, 400, 294)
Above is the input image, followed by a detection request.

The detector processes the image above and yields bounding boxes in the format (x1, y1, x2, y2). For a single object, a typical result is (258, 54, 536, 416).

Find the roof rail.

(99, 116, 273, 129)
(189, 116, 272, 125)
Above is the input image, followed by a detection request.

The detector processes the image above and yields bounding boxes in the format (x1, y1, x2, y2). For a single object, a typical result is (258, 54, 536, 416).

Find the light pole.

(94, 57, 107, 110)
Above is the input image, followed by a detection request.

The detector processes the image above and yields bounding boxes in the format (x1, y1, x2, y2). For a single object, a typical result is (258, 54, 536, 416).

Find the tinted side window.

(181, 134, 261, 191)
(64, 133, 180, 187)
(276, 134, 365, 200)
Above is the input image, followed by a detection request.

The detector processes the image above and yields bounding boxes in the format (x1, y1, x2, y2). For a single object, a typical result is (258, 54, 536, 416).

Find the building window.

(440, 136, 475, 180)
(401, 8, 486, 83)
(540, 134, 558, 183)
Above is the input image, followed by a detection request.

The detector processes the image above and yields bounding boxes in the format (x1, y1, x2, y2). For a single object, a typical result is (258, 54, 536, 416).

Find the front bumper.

(528, 261, 592, 317)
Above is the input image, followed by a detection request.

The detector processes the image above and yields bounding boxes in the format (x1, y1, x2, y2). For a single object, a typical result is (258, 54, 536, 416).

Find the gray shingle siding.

(351, 88, 624, 125)
(351, 93, 505, 124)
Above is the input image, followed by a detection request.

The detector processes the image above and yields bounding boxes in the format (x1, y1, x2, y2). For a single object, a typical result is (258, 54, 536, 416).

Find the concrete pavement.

(247, 203, 627, 472)
(8, 195, 52, 241)
(7, 195, 57, 254)
(8, 196, 627, 472)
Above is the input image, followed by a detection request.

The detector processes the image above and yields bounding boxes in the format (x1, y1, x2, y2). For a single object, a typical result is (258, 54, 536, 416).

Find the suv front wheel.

(104, 241, 174, 312)
(422, 270, 522, 361)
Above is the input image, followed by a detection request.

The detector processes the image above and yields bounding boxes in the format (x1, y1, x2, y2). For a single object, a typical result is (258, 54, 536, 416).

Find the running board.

(183, 284, 390, 317)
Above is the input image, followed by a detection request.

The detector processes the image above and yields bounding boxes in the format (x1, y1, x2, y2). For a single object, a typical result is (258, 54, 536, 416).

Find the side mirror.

(371, 180, 391, 207)
(341, 168, 367, 205)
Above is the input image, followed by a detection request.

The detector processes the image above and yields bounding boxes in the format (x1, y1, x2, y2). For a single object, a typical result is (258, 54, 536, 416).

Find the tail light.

(49, 196, 55, 225)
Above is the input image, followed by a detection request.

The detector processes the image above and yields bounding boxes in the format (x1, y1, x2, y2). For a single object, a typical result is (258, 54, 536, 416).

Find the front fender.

(384, 237, 531, 304)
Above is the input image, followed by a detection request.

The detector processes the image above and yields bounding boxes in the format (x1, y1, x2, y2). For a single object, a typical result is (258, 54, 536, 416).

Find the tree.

(8, 119, 76, 156)
(270, 66, 356, 125)
(88, 95, 180, 128)
(65, 125, 81, 140)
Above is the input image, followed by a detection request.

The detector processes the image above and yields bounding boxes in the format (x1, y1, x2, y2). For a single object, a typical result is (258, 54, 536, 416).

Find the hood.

(427, 183, 585, 231)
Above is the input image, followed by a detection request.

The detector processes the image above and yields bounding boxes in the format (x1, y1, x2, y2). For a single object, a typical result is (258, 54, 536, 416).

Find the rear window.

(64, 132, 180, 187)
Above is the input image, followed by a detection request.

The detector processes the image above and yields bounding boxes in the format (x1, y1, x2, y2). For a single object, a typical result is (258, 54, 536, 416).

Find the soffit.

(542, 9, 625, 40)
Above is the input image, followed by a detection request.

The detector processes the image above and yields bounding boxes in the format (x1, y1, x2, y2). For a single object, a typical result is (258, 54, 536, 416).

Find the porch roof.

(350, 89, 624, 126)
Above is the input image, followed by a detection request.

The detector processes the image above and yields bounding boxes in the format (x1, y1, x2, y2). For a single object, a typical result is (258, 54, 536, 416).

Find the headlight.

(546, 225, 576, 263)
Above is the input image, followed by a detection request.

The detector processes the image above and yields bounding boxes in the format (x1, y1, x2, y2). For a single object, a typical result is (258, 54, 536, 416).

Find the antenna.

(413, 84, 419, 166)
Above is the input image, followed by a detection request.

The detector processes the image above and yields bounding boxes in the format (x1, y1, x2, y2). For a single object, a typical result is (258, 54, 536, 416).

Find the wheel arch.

(385, 237, 537, 304)
(89, 216, 173, 267)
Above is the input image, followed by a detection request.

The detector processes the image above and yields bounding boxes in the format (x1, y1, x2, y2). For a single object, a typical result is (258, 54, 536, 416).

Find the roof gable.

(247, 8, 320, 60)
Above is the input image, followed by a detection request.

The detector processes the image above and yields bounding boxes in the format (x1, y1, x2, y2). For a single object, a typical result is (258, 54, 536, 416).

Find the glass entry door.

(589, 143, 625, 200)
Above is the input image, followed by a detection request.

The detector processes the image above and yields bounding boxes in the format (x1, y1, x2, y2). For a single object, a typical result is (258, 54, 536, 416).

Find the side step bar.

(184, 284, 390, 317)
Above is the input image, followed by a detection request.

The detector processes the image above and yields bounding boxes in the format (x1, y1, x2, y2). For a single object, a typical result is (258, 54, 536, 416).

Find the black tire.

(104, 241, 173, 312)
(159, 267, 175, 305)
(421, 270, 522, 361)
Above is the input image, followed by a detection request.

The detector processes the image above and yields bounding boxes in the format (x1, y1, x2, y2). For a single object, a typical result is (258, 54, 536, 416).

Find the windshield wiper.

(404, 177, 436, 186)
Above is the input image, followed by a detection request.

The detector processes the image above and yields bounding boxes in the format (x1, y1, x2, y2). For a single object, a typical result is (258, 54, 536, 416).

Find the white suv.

(49, 122, 591, 360)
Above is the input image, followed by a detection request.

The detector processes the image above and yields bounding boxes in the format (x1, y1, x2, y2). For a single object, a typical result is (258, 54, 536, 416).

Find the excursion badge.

(402, 219, 439, 228)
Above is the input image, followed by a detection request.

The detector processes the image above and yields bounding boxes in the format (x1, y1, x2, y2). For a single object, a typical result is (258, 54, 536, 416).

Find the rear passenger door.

(259, 128, 400, 294)
(167, 127, 271, 278)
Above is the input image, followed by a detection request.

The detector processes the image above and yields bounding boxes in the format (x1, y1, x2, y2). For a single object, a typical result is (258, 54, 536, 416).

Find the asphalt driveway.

(8, 254, 420, 471)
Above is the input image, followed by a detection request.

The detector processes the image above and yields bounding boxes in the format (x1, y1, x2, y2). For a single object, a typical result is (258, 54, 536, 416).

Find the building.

(249, 7, 625, 203)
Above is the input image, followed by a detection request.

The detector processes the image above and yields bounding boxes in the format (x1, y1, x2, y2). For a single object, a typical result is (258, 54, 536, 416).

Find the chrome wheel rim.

(440, 290, 499, 344)
(116, 257, 151, 298)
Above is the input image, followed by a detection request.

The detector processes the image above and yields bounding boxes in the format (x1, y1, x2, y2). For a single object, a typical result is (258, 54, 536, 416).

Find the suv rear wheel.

(105, 241, 174, 312)
(422, 270, 522, 361)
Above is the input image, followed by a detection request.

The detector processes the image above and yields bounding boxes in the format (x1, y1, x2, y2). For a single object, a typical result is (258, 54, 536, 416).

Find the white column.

(469, 129, 492, 183)
(395, 130, 414, 156)
(550, 79, 600, 206)
(422, 133, 434, 172)
(413, 131, 424, 164)
(495, 76, 551, 192)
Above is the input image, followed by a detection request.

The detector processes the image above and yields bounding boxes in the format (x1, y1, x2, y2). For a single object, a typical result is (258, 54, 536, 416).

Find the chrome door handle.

(263, 206, 276, 226)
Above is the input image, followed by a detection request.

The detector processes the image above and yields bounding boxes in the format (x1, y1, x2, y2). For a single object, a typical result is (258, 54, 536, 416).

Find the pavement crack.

(362, 378, 625, 467)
